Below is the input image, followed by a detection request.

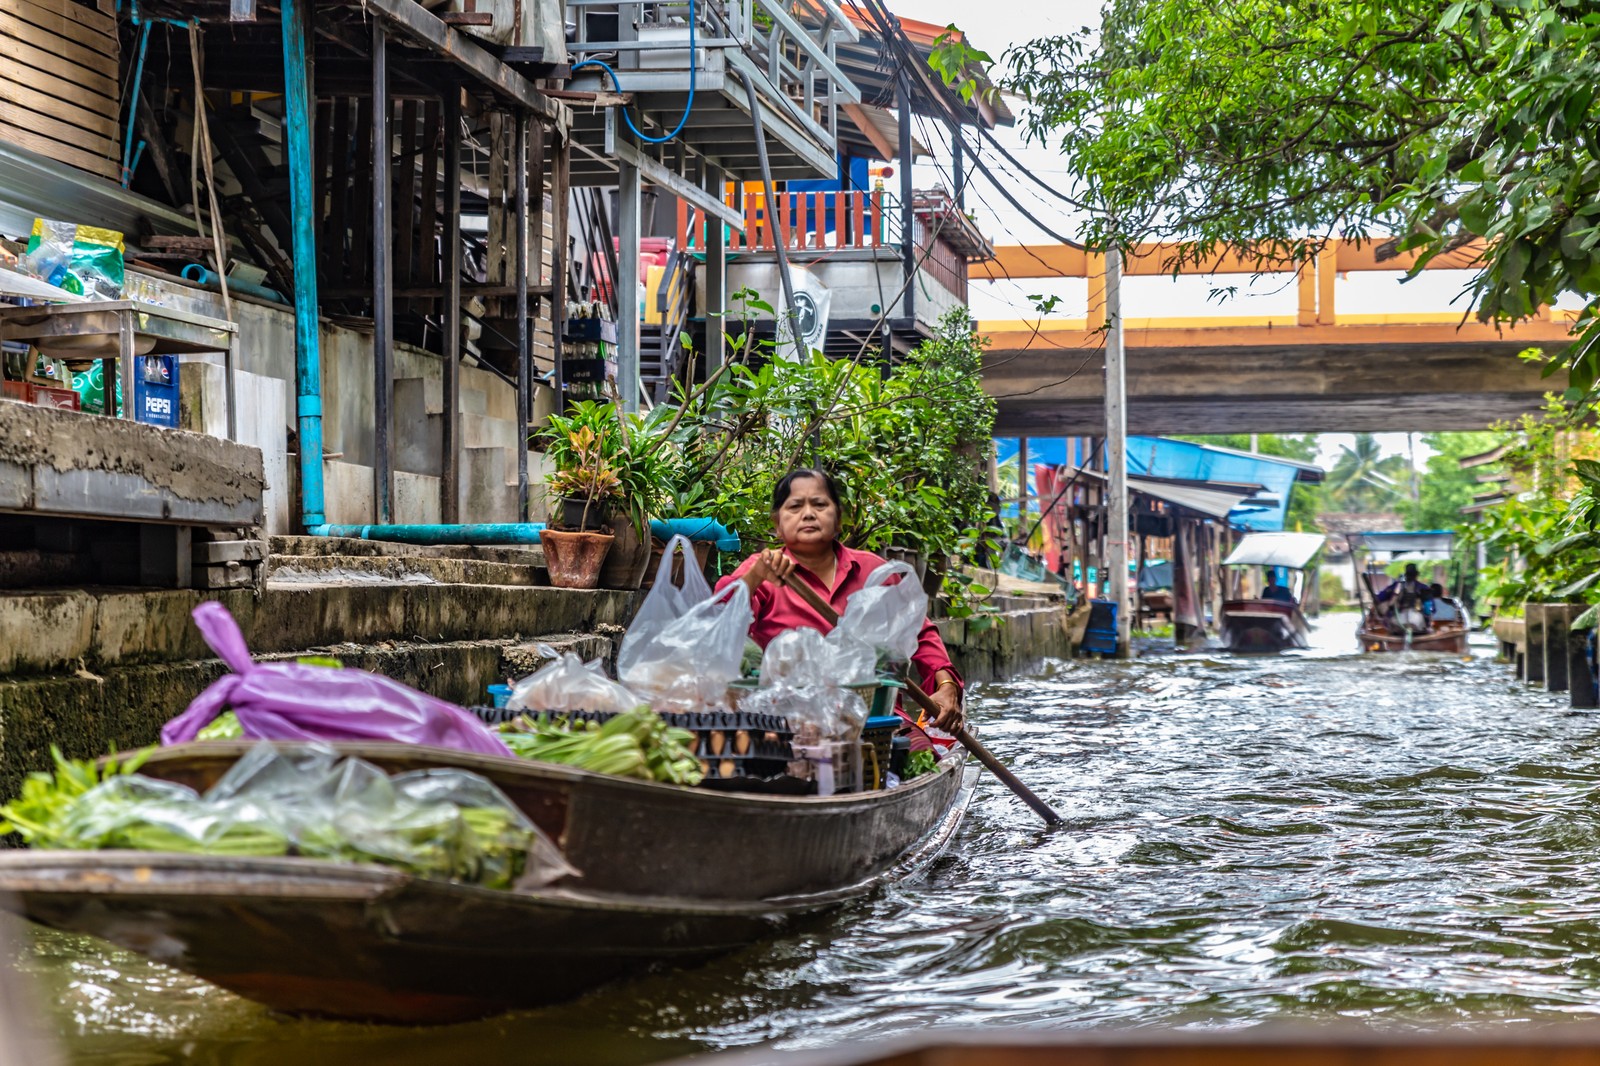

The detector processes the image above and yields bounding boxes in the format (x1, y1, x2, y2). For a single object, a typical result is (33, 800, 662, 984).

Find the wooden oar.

(775, 570, 1065, 827)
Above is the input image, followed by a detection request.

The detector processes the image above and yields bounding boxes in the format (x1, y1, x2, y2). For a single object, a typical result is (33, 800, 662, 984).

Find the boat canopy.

(1223, 532, 1327, 570)
(1347, 531, 1456, 558)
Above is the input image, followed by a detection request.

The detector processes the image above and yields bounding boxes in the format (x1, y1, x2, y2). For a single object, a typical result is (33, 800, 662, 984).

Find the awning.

(1127, 475, 1260, 520)
(1224, 532, 1327, 570)
(1347, 531, 1456, 557)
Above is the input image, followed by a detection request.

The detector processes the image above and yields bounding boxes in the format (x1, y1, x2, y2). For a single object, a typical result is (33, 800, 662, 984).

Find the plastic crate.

(133, 354, 179, 427)
(861, 715, 900, 790)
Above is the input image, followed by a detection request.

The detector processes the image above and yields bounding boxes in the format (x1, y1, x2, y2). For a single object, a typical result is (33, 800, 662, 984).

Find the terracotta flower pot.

(599, 515, 651, 590)
(541, 529, 614, 589)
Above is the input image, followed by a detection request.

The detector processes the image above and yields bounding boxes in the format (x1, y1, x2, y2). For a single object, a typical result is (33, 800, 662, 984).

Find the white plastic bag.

(630, 534, 712, 638)
(619, 581, 754, 712)
(835, 561, 927, 664)
(506, 649, 642, 714)
(759, 627, 875, 689)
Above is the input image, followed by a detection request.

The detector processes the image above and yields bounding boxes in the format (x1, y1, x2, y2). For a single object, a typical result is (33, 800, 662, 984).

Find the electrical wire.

(571, 0, 696, 144)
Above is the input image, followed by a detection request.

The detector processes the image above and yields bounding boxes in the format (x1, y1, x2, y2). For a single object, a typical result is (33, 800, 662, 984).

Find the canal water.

(14, 613, 1595, 1064)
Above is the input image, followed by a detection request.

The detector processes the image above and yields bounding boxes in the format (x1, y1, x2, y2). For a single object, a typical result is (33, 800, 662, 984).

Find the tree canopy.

(994, 0, 1600, 391)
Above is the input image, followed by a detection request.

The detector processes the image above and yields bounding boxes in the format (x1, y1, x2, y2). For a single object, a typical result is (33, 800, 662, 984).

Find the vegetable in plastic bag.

(834, 561, 927, 665)
(507, 647, 642, 715)
(161, 603, 512, 757)
(618, 581, 753, 712)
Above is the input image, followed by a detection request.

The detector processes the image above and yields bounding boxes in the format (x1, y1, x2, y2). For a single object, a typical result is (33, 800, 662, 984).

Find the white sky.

(887, 0, 1550, 465)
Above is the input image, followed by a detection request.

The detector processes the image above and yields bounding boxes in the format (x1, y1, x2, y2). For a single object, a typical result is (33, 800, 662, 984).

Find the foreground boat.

(1219, 532, 1325, 653)
(0, 741, 973, 1022)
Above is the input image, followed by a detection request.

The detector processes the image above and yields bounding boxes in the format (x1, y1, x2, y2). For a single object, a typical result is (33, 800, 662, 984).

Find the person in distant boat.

(1429, 583, 1463, 624)
(1261, 581, 1297, 604)
(1376, 563, 1433, 633)
(716, 468, 965, 733)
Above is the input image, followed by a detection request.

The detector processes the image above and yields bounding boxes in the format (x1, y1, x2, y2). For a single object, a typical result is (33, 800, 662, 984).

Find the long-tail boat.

(1219, 532, 1326, 653)
(0, 740, 973, 1024)
(1349, 531, 1470, 654)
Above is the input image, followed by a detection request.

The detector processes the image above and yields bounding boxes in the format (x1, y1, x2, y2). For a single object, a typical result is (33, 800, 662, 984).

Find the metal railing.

(566, 0, 859, 153)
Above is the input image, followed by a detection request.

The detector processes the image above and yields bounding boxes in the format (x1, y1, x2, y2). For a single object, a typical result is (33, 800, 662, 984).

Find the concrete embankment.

(0, 542, 1075, 797)
(0, 536, 629, 798)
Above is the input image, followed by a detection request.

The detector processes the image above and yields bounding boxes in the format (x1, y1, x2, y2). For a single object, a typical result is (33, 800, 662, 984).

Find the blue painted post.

(281, 0, 325, 527)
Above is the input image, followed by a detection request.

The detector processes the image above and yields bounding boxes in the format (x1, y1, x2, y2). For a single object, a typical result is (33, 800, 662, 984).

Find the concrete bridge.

(975, 241, 1573, 436)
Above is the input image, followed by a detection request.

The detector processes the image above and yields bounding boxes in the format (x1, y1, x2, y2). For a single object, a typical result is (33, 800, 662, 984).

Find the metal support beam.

(514, 110, 531, 521)
(952, 123, 965, 209)
(372, 21, 394, 524)
(442, 89, 463, 522)
(1105, 246, 1130, 656)
(612, 139, 744, 232)
(617, 150, 642, 413)
(704, 162, 727, 374)
(359, 0, 566, 125)
(282, 0, 324, 528)
(897, 73, 915, 323)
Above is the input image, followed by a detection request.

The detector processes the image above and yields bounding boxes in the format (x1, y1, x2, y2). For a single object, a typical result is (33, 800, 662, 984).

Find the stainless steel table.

(0, 300, 239, 437)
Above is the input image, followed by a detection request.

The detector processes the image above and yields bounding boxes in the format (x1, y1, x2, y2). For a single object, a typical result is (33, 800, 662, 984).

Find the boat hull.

(0, 747, 974, 1022)
(1221, 599, 1310, 653)
(1358, 619, 1470, 654)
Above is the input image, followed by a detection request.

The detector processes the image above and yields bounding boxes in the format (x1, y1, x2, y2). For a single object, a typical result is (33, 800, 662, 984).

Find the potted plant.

(539, 401, 671, 590)
(541, 419, 618, 589)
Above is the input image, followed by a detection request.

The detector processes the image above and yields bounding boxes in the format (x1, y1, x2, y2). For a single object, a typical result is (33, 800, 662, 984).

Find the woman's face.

(774, 476, 839, 551)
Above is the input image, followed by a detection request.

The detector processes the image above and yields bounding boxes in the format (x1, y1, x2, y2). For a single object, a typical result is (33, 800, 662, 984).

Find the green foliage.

(1410, 431, 1502, 532)
(1468, 396, 1600, 607)
(538, 399, 674, 535)
(1324, 434, 1415, 513)
(665, 302, 1000, 579)
(1001, 0, 1600, 393)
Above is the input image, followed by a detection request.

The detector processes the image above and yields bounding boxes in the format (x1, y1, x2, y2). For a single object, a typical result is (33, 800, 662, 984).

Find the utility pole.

(1105, 245, 1131, 656)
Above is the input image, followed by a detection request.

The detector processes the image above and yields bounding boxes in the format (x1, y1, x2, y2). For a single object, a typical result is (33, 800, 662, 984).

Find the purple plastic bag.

(161, 602, 512, 757)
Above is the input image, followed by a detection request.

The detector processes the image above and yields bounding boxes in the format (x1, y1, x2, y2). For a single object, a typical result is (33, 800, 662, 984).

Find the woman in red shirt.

(714, 468, 965, 733)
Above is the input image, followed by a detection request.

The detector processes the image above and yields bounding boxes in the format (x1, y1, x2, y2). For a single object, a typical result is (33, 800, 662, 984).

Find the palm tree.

(1325, 434, 1411, 512)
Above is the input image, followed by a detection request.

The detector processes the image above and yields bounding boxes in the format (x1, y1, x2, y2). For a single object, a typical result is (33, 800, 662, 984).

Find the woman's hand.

(743, 549, 795, 595)
(927, 671, 964, 734)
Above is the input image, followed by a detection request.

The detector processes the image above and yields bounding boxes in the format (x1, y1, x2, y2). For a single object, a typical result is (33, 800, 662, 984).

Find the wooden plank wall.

(0, 0, 121, 181)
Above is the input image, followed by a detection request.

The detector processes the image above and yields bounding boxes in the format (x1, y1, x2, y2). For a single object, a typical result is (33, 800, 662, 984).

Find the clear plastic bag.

(21, 219, 124, 300)
(759, 627, 875, 689)
(506, 648, 642, 714)
(618, 581, 753, 712)
(631, 534, 712, 634)
(835, 560, 927, 665)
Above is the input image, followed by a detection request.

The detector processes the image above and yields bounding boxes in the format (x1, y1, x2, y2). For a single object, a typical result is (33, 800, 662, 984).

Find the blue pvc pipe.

(181, 264, 285, 304)
(308, 523, 547, 546)
(650, 518, 740, 552)
(280, 0, 324, 528)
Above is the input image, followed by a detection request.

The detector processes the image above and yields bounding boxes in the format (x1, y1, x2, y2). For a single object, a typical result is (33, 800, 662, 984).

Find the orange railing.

(677, 190, 895, 255)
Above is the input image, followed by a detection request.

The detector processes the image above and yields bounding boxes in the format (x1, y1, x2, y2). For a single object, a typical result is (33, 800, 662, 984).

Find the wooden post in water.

(1524, 604, 1547, 686)
(1545, 605, 1577, 693)
(1569, 621, 1598, 709)
(1104, 246, 1131, 656)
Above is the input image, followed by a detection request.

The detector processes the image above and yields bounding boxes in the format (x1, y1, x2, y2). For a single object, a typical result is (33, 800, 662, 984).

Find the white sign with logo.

(775, 267, 831, 358)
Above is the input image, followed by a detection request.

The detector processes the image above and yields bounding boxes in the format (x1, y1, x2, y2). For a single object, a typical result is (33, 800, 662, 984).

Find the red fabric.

(715, 543, 963, 694)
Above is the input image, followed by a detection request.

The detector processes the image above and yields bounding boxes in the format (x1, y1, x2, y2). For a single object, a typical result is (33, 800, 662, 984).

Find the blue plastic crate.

(133, 354, 179, 428)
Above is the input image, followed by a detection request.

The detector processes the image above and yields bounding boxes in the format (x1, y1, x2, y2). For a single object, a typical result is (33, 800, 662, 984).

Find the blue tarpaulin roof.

(996, 437, 1318, 532)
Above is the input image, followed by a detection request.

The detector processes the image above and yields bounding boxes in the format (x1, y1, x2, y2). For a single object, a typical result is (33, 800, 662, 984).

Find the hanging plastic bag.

(506, 648, 642, 714)
(835, 561, 927, 665)
(619, 581, 753, 712)
(758, 627, 875, 689)
(160, 602, 513, 757)
(631, 534, 712, 635)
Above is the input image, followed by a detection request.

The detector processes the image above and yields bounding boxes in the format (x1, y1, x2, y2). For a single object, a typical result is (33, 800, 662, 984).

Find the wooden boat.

(0, 741, 973, 1023)
(667, 1029, 1600, 1066)
(1347, 530, 1470, 655)
(1357, 617, 1471, 654)
(1219, 532, 1324, 653)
